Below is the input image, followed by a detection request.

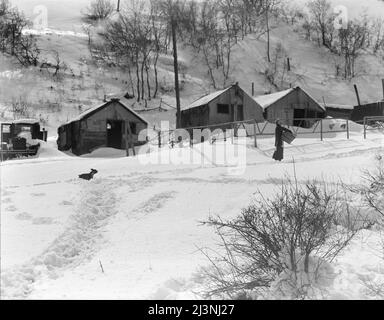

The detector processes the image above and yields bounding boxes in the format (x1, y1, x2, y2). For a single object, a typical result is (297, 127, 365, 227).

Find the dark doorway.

(237, 105, 244, 121)
(293, 109, 306, 127)
(107, 120, 123, 149)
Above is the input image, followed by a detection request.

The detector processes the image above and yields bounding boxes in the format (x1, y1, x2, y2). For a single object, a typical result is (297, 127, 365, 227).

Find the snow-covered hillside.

(1, 126, 383, 299)
(1, 0, 383, 133)
(1, 0, 384, 300)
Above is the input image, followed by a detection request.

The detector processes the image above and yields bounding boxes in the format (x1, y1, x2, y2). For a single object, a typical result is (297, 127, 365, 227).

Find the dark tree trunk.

(266, 8, 271, 63)
(146, 61, 151, 100)
(141, 59, 145, 100)
(172, 19, 181, 129)
(153, 52, 159, 98)
(136, 52, 140, 102)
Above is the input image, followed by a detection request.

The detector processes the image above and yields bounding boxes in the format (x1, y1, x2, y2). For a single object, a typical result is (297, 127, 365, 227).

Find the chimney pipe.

(382, 79, 384, 101)
(354, 84, 361, 106)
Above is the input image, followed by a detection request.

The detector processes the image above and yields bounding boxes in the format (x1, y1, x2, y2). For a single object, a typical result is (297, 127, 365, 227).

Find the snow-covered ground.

(1, 124, 383, 299)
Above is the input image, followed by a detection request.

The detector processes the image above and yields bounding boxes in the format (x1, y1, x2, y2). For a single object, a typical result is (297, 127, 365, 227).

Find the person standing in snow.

(273, 119, 291, 162)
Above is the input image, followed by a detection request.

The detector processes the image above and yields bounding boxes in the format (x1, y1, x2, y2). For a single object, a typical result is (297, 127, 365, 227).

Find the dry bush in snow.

(11, 96, 31, 119)
(40, 50, 68, 81)
(351, 154, 384, 298)
(352, 154, 384, 228)
(82, 0, 114, 22)
(201, 178, 364, 299)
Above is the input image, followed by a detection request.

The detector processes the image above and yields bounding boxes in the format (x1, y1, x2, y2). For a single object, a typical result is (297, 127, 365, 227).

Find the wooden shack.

(323, 103, 354, 120)
(181, 83, 264, 129)
(253, 87, 326, 128)
(57, 98, 148, 156)
(351, 101, 384, 122)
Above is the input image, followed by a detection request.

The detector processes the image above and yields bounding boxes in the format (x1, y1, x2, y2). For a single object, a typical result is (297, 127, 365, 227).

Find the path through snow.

(1, 179, 119, 299)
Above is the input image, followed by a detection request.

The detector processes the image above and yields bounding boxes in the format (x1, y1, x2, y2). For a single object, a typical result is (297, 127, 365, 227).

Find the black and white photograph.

(0, 0, 384, 303)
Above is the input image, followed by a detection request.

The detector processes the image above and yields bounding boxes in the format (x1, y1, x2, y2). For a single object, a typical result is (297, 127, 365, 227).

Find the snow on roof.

(253, 88, 294, 109)
(119, 97, 149, 124)
(0, 119, 39, 125)
(64, 97, 148, 126)
(182, 87, 231, 111)
(254, 87, 326, 111)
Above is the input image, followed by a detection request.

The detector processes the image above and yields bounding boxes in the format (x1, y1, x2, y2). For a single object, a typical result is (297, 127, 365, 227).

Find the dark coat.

(275, 124, 290, 147)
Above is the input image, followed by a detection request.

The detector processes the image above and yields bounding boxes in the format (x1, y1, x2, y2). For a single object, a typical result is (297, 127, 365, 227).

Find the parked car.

(0, 119, 48, 161)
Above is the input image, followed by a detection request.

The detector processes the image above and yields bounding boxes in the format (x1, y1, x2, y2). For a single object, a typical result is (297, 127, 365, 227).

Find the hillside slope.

(1, 2, 384, 131)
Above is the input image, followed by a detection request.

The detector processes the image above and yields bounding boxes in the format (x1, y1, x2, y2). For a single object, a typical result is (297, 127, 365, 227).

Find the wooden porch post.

(127, 121, 136, 156)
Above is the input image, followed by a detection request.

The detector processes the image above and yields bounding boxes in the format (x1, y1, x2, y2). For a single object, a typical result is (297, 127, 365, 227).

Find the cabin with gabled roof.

(181, 83, 264, 129)
(57, 97, 148, 156)
(254, 87, 326, 128)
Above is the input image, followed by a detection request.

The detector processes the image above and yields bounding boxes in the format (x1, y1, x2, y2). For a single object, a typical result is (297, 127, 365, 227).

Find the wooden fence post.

(346, 120, 349, 139)
(190, 129, 193, 147)
(364, 117, 367, 139)
(253, 120, 257, 148)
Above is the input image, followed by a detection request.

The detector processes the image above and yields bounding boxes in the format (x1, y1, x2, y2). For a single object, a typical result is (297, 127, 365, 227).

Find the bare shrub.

(200, 178, 362, 299)
(40, 50, 67, 80)
(353, 154, 384, 226)
(82, 0, 114, 22)
(11, 96, 31, 118)
(348, 154, 384, 299)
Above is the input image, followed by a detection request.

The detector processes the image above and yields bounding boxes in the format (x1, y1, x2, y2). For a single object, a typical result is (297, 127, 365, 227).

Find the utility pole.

(265, 0, 271, 63)
(171, 17, 181, 129)
(117, 0, 121, 12)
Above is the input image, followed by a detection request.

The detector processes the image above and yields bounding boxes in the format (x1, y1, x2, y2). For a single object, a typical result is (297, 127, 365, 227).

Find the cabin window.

(217, 104, 230, 114)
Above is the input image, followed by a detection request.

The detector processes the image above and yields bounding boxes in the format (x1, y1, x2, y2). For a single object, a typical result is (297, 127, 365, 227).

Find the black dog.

(79, 169, 98, 181)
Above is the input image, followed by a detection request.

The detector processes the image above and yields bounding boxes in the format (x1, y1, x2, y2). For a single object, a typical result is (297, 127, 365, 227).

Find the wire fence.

(149, 116, 384, 149)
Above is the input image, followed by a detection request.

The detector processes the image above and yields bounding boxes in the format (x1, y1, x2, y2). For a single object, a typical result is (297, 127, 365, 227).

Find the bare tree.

(0, 2, 40, 66)
(98, 2, 168, 102)
(40, 50, 67, 79)
(338, 18, 369, 79)
(153, 0, 192, 128)
(370, 18, 384, 55)
(307, 0, 335, 50)
(82, 0, 115, 22)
